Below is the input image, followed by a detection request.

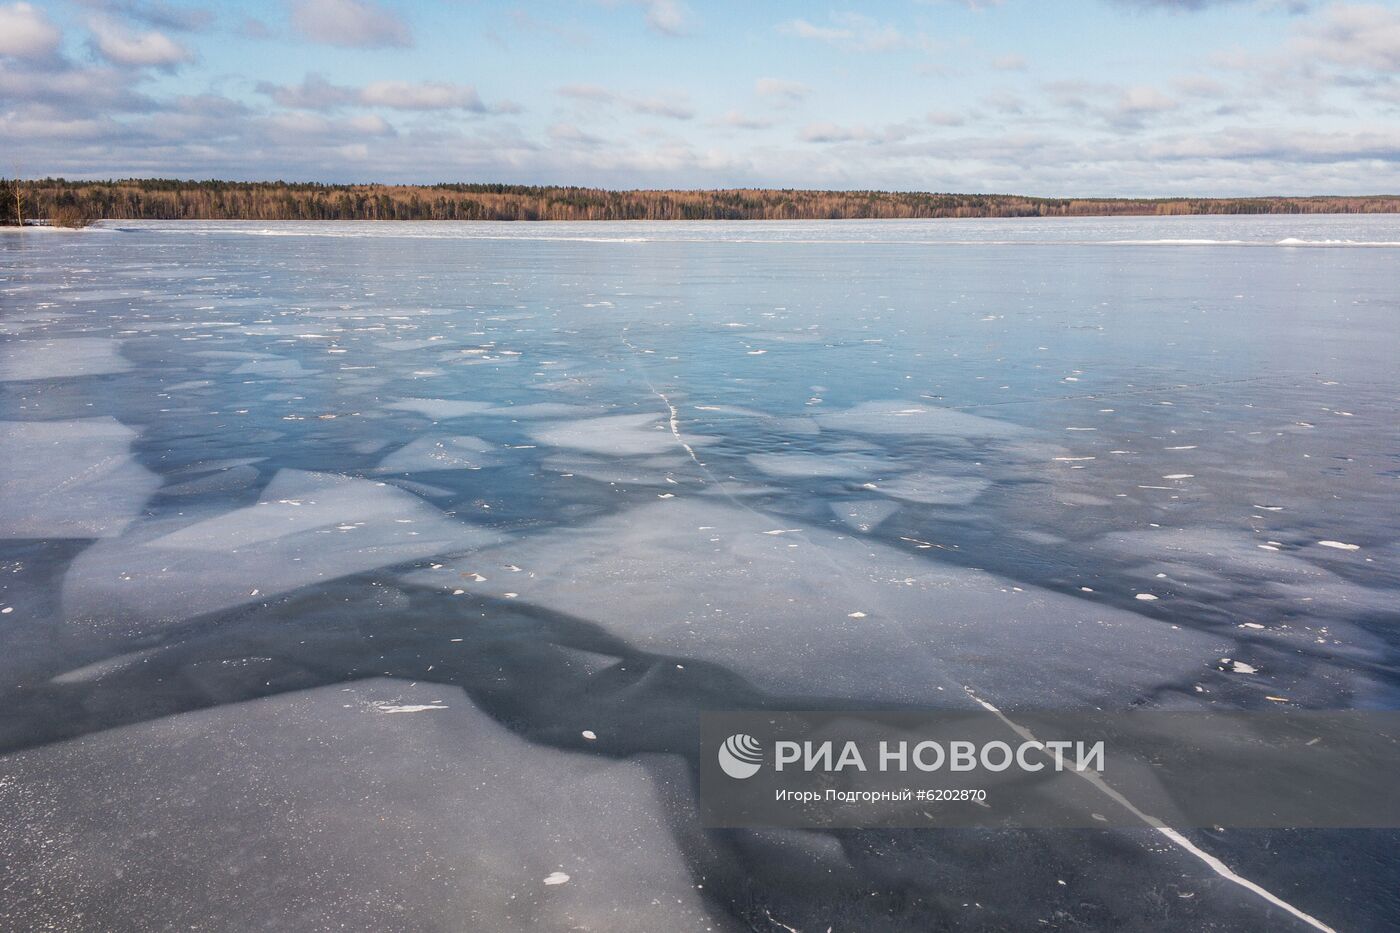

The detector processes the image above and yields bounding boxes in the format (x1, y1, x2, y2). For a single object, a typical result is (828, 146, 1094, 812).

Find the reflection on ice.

(64, 470, 503, 625)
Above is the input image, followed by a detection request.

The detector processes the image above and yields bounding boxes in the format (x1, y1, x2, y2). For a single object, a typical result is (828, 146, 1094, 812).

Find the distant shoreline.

(6, 179, 1399, 224)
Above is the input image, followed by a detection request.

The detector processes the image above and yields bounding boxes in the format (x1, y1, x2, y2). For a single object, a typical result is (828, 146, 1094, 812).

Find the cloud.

(0, 3, 62, 58)
(1106, 0, 1247, 8)
(628, 96, 694, 119)
(0, 60, 155, 114)
(711, 110, 772, 130)
(88, 15, 194, 67)
(557, 84, 693, 118)
(256, 73, 358, 110)
(640, 0, 690, 35)
(603, 0, 693, 36)
(258, 75, 494, 112)
(1108, 85, 1179, 127)
(360, 81, 485, 111)
(800, 122, 869, 143)
(238, 16, 273, 39)
(1294, 3, 1400, 71)
(290, 0, 411, 48)
(559, 83, 616, 103)
(927, 110, 966, 126)
(102, 0, 216, 32)
(1144, 126, 1400, 162)
(754, 77, 811, 103)
(778, 13, 931, 53)
(992, 53, 1027, 70)
(548, 122, 604, 146)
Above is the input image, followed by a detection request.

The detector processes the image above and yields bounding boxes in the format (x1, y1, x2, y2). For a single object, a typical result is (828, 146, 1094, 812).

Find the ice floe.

(376, 435, 503, 472)
(0, 337, 130, 381)
(63, 470, 503, 625)
(385, 398, 494, 419)
(868, 472, 990, 505)
(532, 412, 715, 457)
(816, 400, 1031, 439)
(0, 681, 717, 932)
(410, 500, 1225, 706)
(0, 418, 160, 539)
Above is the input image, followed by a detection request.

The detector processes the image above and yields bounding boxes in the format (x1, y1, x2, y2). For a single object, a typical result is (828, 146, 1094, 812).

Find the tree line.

(6, 177, 1399, 223)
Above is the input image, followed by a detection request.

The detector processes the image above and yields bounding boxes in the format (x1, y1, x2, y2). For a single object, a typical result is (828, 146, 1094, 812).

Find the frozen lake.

(1, 216, 1397, 930)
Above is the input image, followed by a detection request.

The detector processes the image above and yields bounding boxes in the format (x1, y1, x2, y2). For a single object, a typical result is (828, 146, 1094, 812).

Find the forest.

(5, 177, 1400, 224)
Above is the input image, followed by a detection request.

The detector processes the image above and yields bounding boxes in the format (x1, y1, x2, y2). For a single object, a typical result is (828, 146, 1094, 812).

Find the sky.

(1, 0, 1398, 195)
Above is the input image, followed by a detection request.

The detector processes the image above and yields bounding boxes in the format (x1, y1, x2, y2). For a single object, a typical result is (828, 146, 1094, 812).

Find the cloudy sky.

(2, 0, 1398, 194)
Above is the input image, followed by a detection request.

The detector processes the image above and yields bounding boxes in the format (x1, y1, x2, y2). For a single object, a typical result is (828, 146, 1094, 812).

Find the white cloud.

(559, 83, 615, 102)
(755, 77, 810, 103)
(360, 81, 484, 111)
(641, 0, 690, 36)
(992, 53, 1027, 70)
(0, 2, 62, 58)
(778, 13, 931, 53)
(1109, 85, 1179, 126)
(712, 110, 772, 130)
(800, 122, 869, 143)
(257, 73, 357, 109)
(290, 0, 411, 49)
(548, 122, 604, 146)
(1294, 2, 1400, 71)
(628, 96, 693, 119)
(258, 75, 493, 112)
(602, 0, 692, 36)
(557, 84, 693, 119)
(88, 16, 194, 67)
(780, 18, 852, 42)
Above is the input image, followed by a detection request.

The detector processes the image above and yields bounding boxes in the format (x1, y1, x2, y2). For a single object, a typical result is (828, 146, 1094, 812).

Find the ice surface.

(410, 499, 1226, 706)
(869, 472, 991, 505)
(816, 400, 1032, 440)
(157, 464, 260, 497)
(0, 681, 719, 932)
(532, 412, 714, 457)
(230, 357, 317, 377)
(481, 402, 599, 419)
(540, 454, 684, 486)
(830, 499, 901, 532)
(1104, 528, 1395, 617)
(376, 435, 504, 472)
(746, 451, 892, 479)
(385, 398, 494, 419)
(0, 337, 130, 381)
(0, 418, 160, 539)
(63, 470, 503, 625)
